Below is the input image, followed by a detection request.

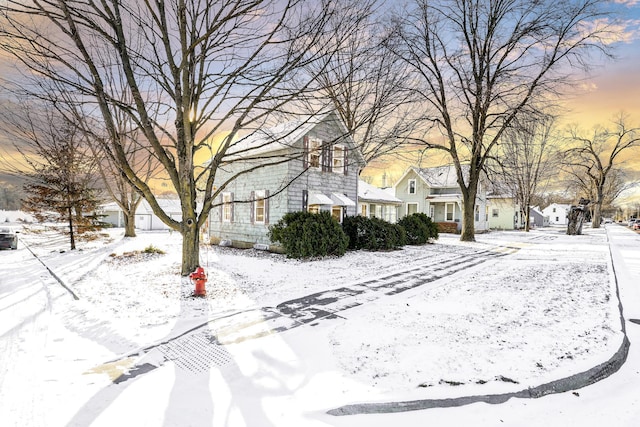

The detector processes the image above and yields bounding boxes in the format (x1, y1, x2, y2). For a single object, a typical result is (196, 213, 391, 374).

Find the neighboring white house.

(100, 198, 183, 231)
(393, 165, 489, 232)
(358, 180, 402, 223)
(542, 203, 571, 225)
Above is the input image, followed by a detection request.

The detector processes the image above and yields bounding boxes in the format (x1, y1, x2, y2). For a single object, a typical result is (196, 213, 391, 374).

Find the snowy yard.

(16, 222, 623, 402)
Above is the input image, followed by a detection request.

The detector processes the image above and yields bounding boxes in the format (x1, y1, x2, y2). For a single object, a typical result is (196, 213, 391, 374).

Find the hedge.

(268, 211, 348, 258)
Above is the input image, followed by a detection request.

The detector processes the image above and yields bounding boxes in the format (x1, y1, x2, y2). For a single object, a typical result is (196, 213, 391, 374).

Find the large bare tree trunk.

(461, 194, 476, 241)
(124, 209, 136, 237)
(181, 221, 200, 275)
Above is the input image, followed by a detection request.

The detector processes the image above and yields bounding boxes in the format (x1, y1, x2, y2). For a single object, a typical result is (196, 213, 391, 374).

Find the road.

(0, 246, 54, 425)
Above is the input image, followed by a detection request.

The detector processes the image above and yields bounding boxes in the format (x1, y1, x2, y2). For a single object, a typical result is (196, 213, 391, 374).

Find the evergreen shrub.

(397, 212, 439, 245)
(268, 211, 348, 258)
(342, 215, 406, 251)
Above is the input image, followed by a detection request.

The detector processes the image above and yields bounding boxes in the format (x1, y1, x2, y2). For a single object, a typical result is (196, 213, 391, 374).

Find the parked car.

(629, 219, 637, 227)
(0, 227, 18, 250)
(633, 220, 640, 231)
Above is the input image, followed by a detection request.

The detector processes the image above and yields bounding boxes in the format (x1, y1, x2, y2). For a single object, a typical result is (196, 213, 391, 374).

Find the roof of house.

(224, 111, 365, 165)
(358, 180, 402, 204)
(100, 198, 182, 214)
(395, 164, 468, 189)
(543, 203, 572, 211)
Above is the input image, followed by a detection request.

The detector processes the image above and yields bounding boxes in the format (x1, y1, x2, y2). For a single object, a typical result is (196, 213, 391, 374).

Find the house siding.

(209, 113, 360, 247)
(395, 170, 427, 216)
(488, 197, 518, 230)
(209, 159, 289, 245)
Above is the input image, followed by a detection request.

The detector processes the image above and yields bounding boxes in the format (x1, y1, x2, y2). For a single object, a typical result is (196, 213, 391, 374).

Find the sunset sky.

(1, 0, 640, 206)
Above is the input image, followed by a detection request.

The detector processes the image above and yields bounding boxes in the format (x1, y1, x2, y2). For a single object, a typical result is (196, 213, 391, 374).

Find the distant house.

(542, 203, 571, 225)
(393, 165, 489, 232)
(487, 193, 522, 230)
(358, 180, 402, 223)
(208, 112, 365, 249)
(100, 198, 182, 231)
(529, 206, 548, 228)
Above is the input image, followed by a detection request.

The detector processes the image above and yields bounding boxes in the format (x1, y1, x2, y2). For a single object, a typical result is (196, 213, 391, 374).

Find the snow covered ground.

(0, 217, 635, 426)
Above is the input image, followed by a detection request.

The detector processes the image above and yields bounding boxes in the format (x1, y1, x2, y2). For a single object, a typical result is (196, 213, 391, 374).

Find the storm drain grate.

(157, 329, 233, 372)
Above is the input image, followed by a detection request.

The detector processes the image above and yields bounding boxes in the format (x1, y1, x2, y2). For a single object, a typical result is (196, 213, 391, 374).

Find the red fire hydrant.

(189, 266, 207, 297)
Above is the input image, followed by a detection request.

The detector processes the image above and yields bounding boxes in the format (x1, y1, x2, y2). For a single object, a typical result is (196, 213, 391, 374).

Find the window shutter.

(302, 189, 308, 211)
(343, 147, 348, 175)
(264, 190, 269, 225)
(303, 136, 309, 169)
(327, 143, 333, 172)
(250, 190, 255, 224)
(219, 194, 223, 222)
(321, 141, 328, 172)
(230, 192, 234, 223)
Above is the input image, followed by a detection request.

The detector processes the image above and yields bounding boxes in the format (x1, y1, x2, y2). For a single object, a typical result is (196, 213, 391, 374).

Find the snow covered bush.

(268, 211, 348, 258)
(397, 212, 439, 245)
(342, 215, 406, 251)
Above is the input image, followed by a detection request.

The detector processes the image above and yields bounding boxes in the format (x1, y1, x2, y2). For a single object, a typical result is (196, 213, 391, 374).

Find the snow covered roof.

(100, 198, 182, 214)
(395, 165, 469, 189)
(358, 180, 402, 204)
(224, 111, 365, 166)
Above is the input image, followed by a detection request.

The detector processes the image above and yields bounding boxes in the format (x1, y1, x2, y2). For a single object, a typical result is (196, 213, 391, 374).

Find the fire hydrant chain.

(189, 266, 207, 297)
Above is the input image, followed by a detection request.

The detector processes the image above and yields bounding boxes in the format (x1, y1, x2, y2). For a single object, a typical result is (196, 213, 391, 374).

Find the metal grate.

(157, 329, 233, 372)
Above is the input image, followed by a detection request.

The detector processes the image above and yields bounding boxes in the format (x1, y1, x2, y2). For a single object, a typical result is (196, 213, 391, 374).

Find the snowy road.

(0, 247, 53, 425)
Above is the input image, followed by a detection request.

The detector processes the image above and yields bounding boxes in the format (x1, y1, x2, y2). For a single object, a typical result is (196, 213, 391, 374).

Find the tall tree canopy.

(387, 0, 615, 241)
(563, 114, 640, 228)
(1, 0, 363, 274)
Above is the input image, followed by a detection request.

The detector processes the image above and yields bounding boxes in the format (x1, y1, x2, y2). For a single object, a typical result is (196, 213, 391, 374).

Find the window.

(445, 203, 454, 221)
(407, 203, 418, 215)
(222, 192, 233, 222)
(332, 206, 343, 223)
(361, 204, 368, 216)
(555, 216, 559, 222)
(475, 205, 480, 221)
(492, 208, 499, 218)
(408, 179, 416, 194)
(552, 207, 556, 213)
(333, 145, 344, 174)
(308, 205, 320, 214)
(253, 190, 266, 224)
(429, 205, 435, 219)
(375, 205, 383, 218)
(307, 138, 322, 169)
(485, 206, 489, 221)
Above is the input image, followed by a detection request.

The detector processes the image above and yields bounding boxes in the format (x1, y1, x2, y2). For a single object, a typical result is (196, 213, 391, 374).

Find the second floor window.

(408, 179, 416, 194)
(308, 138, 322, 169)
(333, 145, 344, 174)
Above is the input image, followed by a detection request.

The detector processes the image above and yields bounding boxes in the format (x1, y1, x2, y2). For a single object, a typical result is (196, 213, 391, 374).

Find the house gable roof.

(225, 111, 365, 166)
(394, 164, 466, 190)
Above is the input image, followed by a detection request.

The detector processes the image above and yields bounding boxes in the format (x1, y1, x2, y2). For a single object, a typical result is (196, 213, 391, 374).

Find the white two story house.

(393, 165, 489, 232)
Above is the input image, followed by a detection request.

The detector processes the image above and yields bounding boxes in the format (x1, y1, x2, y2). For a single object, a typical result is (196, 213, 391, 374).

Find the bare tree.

(5, 104, 101, 249)
(1, 0, 363, 274)
(311, 0, 418, 165)
(494, 115, 559, 231)
(563, 114, 640, 227)
(386, 0, 615, 241)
